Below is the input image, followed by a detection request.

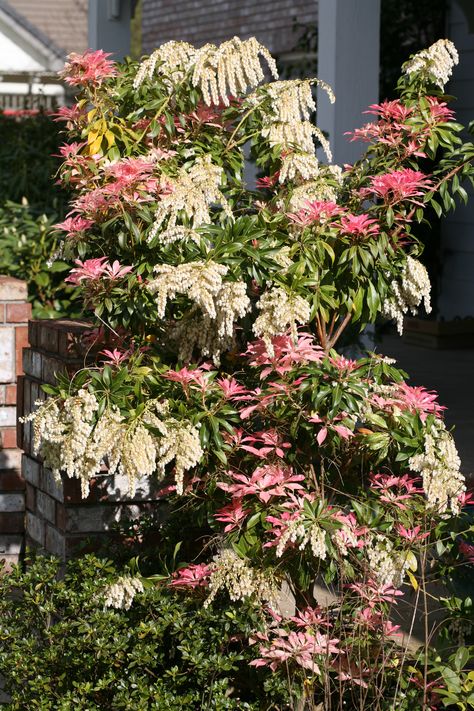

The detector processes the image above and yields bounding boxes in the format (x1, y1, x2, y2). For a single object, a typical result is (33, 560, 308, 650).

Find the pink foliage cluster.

(348, 97, 454, 160)
(65, 257, 132, 285)
(60, 49, 117, 87)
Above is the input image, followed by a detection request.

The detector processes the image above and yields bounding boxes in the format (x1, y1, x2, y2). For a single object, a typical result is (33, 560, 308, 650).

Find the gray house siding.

(439, 1, 474, 318)
(142, 0, 317, 55)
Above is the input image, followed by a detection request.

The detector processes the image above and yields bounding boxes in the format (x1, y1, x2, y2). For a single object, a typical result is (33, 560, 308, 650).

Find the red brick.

(5, 384, 16, 405)
(56, 503, 67, 531)
(16, 376, 25, 450)
(0, 512, 24, 533)
(39, 324, 59, 354)
(25, 482, 35, 510)
(6, 302, 32, 323)
(0, 428, 17, 449)
(28, 320, 39, 348)
(15, 326, 29, 376)
(0, 470, 24, 491)
(42, 355, 67, 386)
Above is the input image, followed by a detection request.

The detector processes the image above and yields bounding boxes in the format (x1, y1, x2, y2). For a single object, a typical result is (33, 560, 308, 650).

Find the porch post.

(88, 0, 132, 60)
(316, 0, 381, 166)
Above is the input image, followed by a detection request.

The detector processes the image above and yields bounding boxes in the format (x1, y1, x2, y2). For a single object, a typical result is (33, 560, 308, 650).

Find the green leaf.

(453, 647, 469, 672)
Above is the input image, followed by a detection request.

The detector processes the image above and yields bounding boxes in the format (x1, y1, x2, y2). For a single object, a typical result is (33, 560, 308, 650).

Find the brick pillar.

(19, 319, 164, 560)
(0, 276, 31, 567)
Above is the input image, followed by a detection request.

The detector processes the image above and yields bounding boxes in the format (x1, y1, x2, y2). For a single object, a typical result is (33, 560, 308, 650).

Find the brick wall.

(0, 276, 31, 568)
(19, 319, 165, 560)
(142, 0, 317, 56)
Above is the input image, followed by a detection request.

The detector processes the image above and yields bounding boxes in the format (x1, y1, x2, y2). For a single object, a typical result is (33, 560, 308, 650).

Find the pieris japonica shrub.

(19, 38, 474, 709)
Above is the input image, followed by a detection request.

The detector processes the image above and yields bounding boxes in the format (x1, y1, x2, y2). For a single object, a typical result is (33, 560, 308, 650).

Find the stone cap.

(0, 276, 28, 301)
(28, 319, 94, 359)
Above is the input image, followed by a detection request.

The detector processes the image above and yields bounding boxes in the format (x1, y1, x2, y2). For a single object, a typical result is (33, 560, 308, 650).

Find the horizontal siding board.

(142, 0, 317, 54)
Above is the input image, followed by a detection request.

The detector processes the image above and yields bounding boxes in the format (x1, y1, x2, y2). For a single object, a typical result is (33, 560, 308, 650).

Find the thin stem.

(315, 313, 328, 352)
(327, 312, 337, 342)
(421, 543, 429, 711)
(327, 313, 352, 351)
(225, 96, 267, 152)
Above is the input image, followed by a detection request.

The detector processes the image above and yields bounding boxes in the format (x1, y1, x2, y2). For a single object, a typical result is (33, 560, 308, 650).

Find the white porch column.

(316, 0, 381, 166)
(88, 0, 132, 60)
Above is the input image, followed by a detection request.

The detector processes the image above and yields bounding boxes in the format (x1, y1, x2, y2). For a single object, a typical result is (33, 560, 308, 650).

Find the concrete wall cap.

(0, 276, 28, 301)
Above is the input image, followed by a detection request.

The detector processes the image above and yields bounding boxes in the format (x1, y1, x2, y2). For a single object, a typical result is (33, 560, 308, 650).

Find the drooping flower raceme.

(409, 420, 465, 515)
(148, 155, 233, 242)
(192, 36, 279, 105)
(204, 548, 279, 609)
(134, 40, 196, 88)
(254, 78, 334, 183)
(156, 418, 203, 495)
(381, 256, 432, 334)
(23, 395, 203, 497)
(366, 534, 409, 588)
(134, 36, 279, 104)
(253, 287, 311, 355)
(148, 261, 250, 363)
(148, 261, 229, 319)
(103, 576, 144, 610)
(404, 39, 459, 89)
(169, 280, 251, 363)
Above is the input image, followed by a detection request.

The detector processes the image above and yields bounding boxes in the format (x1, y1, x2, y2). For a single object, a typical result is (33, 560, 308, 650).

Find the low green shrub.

(0, 554, 289, 710)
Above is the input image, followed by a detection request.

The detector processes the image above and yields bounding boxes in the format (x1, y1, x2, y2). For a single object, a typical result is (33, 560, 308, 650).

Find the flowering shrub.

(20, 38, 474, 708)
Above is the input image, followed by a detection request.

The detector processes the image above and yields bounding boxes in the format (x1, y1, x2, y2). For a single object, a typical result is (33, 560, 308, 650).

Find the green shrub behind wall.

(0, 110, 69, 216)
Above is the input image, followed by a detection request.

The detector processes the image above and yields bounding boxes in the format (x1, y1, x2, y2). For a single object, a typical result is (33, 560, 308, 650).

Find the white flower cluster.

(148, 261, 250, 362)
(134, 36, 278, 104)
(192, 36, 278, 105)
(404, 39, 459, 89)
(156, 418, 203, 495)
(169, 280, 250, 364)
(103, 576, 144, 610)
(26, 389, 98, 496)
(275, 517, 305, 558)
(253, 286, 311, 354)
(367, 534, 408, 588)
(382, 256, 432, 334)
(308, 523, 328, 560)
(288, 166, 343, 211)
(204, 548, 278, 609)
(158, 226, 202, 246)
(271, 245, 293, 271)
(116, 422, 159, 494)
(148, 155, 233, 243)
(149, 260, 228, 318)
(275, 518, 327, 560)
(279, 151, 321, 184)
(409, 421, 465, 515)
(256, 79, 334, 183)
(26, 394, 203, 498)
(332, 525, 359, 557)
(134, 40, 196, 88)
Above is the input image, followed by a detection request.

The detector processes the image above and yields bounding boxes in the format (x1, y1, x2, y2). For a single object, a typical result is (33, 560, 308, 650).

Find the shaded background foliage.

(0, 110, 68, 214)
(0, 111, 78, 317)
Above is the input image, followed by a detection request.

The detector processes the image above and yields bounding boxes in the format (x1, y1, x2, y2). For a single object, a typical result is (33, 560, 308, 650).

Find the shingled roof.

(5, 0, 88, 57)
